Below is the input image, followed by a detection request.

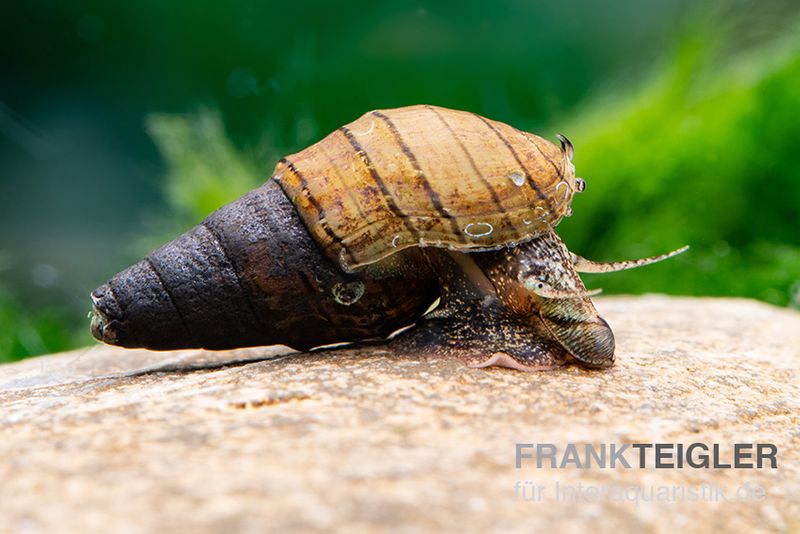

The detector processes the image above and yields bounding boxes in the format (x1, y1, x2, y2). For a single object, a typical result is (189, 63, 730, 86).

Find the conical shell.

(276, 105, 576, 271)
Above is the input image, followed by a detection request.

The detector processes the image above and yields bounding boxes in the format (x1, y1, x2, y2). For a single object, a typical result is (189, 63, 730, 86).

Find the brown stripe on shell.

(338, 125, 420, 239)
(471, 113, 555, 215)
(370, 110, 466, 243)
(278, 157, 358, 265)
(514, 126, 564, 180)
(423, 105, 519, 239)
(318, 142, 370, 223)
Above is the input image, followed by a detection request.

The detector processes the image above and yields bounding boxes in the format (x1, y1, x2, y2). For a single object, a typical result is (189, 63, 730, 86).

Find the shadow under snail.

(89, 105, 686, 371)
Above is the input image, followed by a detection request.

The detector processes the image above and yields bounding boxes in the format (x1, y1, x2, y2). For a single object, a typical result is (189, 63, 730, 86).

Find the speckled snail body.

(90, 105, 686, 370)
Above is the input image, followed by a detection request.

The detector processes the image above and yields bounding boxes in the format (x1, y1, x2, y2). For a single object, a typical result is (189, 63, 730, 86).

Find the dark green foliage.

(557, 31, 800, 307)
(0, 290, 81, 362)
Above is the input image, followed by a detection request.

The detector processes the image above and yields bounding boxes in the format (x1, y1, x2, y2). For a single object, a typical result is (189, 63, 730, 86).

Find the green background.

(2, 0, 799, 361)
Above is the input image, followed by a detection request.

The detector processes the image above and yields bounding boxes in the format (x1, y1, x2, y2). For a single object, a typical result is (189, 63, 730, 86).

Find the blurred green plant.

(139, 109, 264, 244)
(0, 275, 81, 363)
(0, 246, 93, 362)
(557, 23, 800, 308)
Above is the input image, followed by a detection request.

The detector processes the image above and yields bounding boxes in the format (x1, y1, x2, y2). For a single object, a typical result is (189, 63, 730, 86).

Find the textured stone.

(1, 296, 798, 533)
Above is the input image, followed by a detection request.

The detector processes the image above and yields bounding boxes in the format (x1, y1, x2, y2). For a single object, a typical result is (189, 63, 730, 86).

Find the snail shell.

(276, 104, 576, 271)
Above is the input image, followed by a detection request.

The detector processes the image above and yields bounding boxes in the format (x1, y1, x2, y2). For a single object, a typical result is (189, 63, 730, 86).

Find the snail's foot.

(390, 304, 567, 371)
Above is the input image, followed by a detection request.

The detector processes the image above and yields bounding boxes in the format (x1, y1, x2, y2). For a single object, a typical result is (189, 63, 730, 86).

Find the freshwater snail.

(90, 105, 686, 370)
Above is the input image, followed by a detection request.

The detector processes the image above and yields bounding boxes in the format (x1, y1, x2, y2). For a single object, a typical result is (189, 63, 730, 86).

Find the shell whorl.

(276, 104, 576, 271)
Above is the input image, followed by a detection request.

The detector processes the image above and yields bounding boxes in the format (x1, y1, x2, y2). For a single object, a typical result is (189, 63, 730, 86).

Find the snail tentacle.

(571, 246, 689, 273)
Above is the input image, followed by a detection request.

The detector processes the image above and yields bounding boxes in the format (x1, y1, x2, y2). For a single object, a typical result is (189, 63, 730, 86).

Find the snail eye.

(575, 178, 586, 192)
(519, 273, 555, 295)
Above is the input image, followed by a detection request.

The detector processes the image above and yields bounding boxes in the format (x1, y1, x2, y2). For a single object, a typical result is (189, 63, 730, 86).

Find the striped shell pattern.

(275, 104, 576, 271)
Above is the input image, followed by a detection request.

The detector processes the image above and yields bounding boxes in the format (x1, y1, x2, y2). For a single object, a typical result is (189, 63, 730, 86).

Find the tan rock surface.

(1, 296, 798, 533)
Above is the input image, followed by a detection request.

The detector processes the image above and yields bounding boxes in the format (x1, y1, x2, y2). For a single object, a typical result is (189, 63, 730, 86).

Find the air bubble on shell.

(332, 281, 365, 306)
(509, 171, 526, 187)
(354, 120, 375, 136)
(522, 219, 533, 225)
(391, 234, 401, 248)
(464, 222, 494, 238)
(534, 206, 549, 220)
(338, 248, 354, 272)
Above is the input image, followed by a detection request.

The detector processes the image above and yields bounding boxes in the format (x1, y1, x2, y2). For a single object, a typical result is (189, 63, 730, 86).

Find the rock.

(0, 296, 798, 532)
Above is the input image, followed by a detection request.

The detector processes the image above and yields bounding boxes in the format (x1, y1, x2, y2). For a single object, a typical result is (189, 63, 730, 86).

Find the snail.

(90, 105, 686, 370)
